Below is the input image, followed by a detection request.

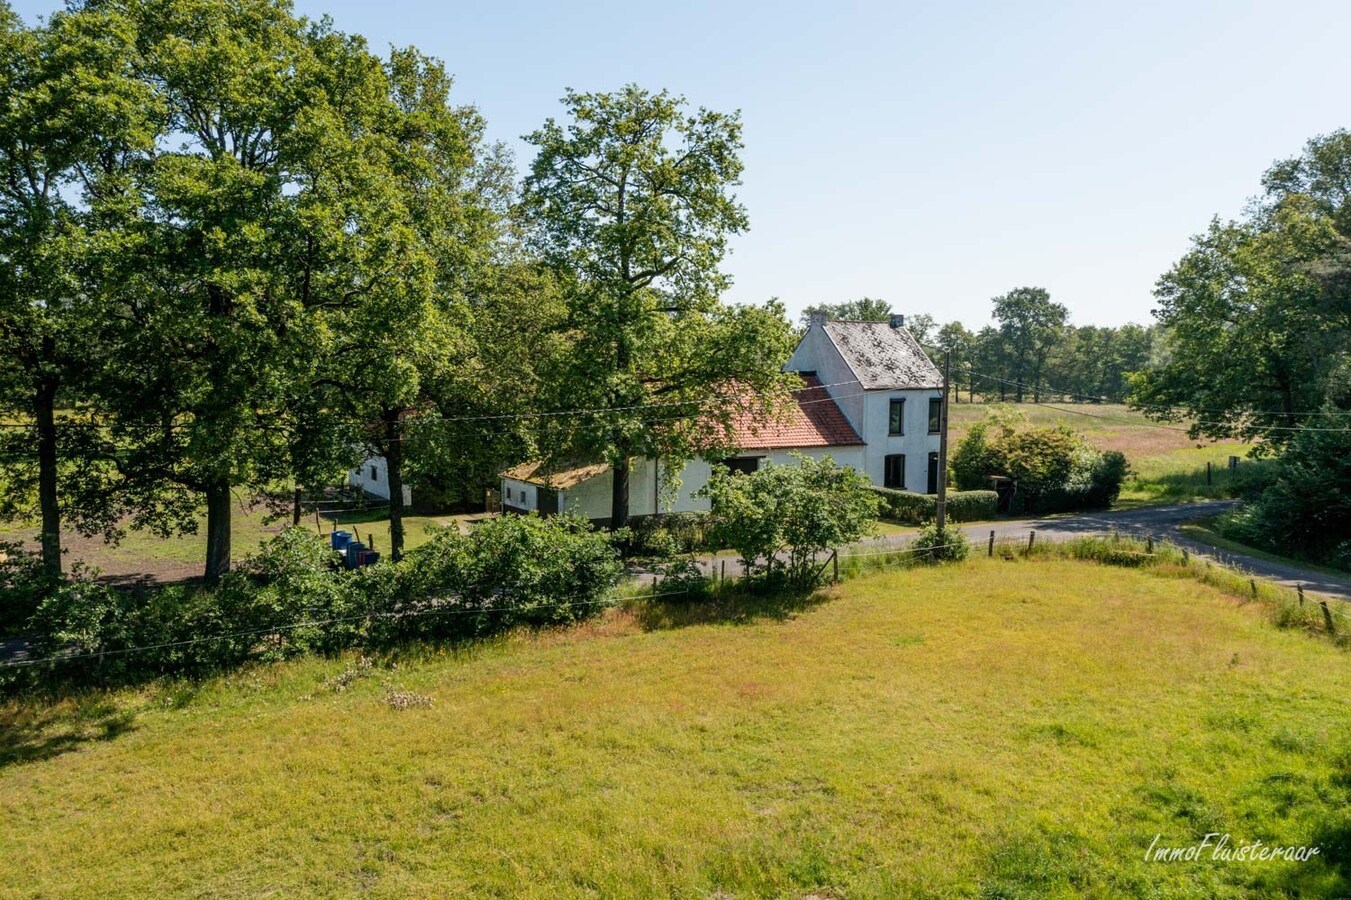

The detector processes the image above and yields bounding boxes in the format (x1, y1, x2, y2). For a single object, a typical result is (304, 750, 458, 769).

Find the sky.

(15, 0, 1351, 328)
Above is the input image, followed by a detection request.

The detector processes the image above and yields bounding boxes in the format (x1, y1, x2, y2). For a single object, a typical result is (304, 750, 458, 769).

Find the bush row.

(869, 488, 999, 524)
(6, 514, 622, 691)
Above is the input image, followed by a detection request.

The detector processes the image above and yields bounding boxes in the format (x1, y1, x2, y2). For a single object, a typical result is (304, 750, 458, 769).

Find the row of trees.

(0, 0, 792, 583)
(803, 291, 1158, 404)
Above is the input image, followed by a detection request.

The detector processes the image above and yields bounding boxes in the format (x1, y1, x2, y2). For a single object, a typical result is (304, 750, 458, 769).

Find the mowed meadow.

(2, 558, 1346, 897)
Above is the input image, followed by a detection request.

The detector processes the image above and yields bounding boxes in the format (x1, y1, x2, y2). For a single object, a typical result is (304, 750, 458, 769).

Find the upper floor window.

(370, 465, 379, 481)
(889, 398, 905, 435)
(928, 398, 943, 434)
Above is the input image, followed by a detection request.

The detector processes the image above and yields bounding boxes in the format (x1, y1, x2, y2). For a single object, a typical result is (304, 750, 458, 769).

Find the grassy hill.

(2, 558, 1346, 897)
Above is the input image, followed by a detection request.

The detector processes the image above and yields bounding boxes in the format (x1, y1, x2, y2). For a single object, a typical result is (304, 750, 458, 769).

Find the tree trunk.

(34, 376, 61, 579)
(384, 413, 405, 562)
(610, 455, 630, 530)
(204, 480, 232, 584)
(292, 486, 302, 527)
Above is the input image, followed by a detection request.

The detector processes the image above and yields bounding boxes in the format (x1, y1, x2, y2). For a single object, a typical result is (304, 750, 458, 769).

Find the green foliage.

(0, 541, 55, 632)
(651, 556, 713, 603)
(522, 85, 796, 526)
(908, 524, 970, 563)
(952, 413, 1129, 513)
(17, 517, 622, 690)
(870, 487, 998, 524)
(698, 454, 879, 586)
(1130, 131, 1351, 449)
(798, 297, 892, 327)
(989, 287, 1068, 401)
(1213, 423, 1351, 568)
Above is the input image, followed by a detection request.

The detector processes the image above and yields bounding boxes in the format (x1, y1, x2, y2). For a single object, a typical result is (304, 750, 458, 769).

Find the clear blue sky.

(16, 0, 1351, 327)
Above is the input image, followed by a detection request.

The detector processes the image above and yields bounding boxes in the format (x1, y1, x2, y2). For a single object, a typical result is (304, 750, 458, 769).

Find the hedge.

(870, 487, 998, 524)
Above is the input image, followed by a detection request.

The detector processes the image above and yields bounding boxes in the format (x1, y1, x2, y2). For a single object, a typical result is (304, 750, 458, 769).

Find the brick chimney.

(889, 313, 905, 329)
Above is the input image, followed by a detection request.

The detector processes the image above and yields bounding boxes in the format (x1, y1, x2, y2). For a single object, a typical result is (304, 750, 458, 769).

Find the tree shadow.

(0, 700, 140, 769)
(628, 583, 831, 632)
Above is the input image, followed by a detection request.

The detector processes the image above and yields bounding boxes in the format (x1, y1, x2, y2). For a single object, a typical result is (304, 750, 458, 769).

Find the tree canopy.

(522, 85, 794, 528)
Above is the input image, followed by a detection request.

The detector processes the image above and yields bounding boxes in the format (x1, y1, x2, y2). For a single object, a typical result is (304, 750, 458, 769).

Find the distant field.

(2, 558, 1345, 896)
(948, 401, 1260, 505)
(0, 504, 467, 584)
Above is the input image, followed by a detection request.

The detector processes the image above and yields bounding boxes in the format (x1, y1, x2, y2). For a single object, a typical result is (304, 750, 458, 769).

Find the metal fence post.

(988, 530, 995, 557)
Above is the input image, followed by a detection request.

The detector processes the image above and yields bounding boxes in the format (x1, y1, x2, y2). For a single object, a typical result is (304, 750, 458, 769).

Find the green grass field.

(3, 558, 1346, 897)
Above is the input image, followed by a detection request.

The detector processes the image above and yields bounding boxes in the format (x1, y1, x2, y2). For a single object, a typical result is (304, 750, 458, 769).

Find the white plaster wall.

(859, 390, 943, 491)
(501, 478, 538, 511)
(785, 325, 865, 432)
(349, 456, 413, 505)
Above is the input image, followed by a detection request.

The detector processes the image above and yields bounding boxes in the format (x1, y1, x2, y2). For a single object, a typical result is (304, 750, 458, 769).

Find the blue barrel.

(343, 541, 366, 569)
(330, 530, 352, 551)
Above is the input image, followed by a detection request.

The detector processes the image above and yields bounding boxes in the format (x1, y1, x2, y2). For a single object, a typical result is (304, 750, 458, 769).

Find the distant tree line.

(801, 291, 1160, 404)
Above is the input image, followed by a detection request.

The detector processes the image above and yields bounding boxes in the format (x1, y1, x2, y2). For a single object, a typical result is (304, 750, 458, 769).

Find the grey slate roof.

(821, 321, 943, 390)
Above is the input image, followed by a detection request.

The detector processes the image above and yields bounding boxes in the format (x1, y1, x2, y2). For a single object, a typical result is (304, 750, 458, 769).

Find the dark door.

(927, 452, 939, 494)
(537, 488, 560, 515)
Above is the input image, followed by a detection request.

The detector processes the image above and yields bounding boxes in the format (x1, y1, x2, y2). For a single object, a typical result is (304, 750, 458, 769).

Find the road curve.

(854, 500, 1351, 601)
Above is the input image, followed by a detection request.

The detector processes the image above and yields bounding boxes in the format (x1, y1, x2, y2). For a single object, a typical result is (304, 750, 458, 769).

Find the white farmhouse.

(501, 313, 943, 523)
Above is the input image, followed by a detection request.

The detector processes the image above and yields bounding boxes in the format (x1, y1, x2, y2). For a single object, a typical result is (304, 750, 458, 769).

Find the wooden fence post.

(1320, 600, 1335, 633)
(1181, 547, 1189, 565)
(1026, 531, 1036, 555)
(721, 559, 726, 587)
(988, 530, 995, 557)
(1146, 535, 1154, 554)
(1206, 461, 1212, 486)
(832, 550, 839, 584)
(1250, 579, 1257, 599)
(1297, 584, 1305, 607)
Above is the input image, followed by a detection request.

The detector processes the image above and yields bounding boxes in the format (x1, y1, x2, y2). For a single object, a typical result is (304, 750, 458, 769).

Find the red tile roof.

(731, 374, 863, 449)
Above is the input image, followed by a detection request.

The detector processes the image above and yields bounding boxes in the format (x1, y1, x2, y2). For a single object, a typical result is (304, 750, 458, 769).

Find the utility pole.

(936, 350, 951, 534)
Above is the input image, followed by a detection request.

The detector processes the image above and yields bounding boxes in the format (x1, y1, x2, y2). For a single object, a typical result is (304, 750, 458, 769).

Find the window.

(721, 456, 760, 476)
(370, 465, 378, 481)
(928, 397, 943, 434)
(888, 398, 905, 435)
(884, 454, 906, 489)
(505, 486, 512, 501)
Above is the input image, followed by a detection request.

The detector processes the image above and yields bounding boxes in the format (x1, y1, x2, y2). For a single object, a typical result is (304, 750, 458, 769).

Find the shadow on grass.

(0, 699, 139, 769)
(628, 583, 830, 632)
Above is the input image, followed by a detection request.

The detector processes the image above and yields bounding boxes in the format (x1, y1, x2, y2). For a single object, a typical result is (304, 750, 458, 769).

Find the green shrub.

(1215, 424, 1351, 568)
(0, 541, 57, 632)
(870, 488, 935, 523)
(870, 488, 998, 524)
(17, 518, 623, 691)
(698, 453, 879, 587)
(952, 412, 1129, 513)
(652, 557, 713, 603)
(909, 524, 970, 563)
